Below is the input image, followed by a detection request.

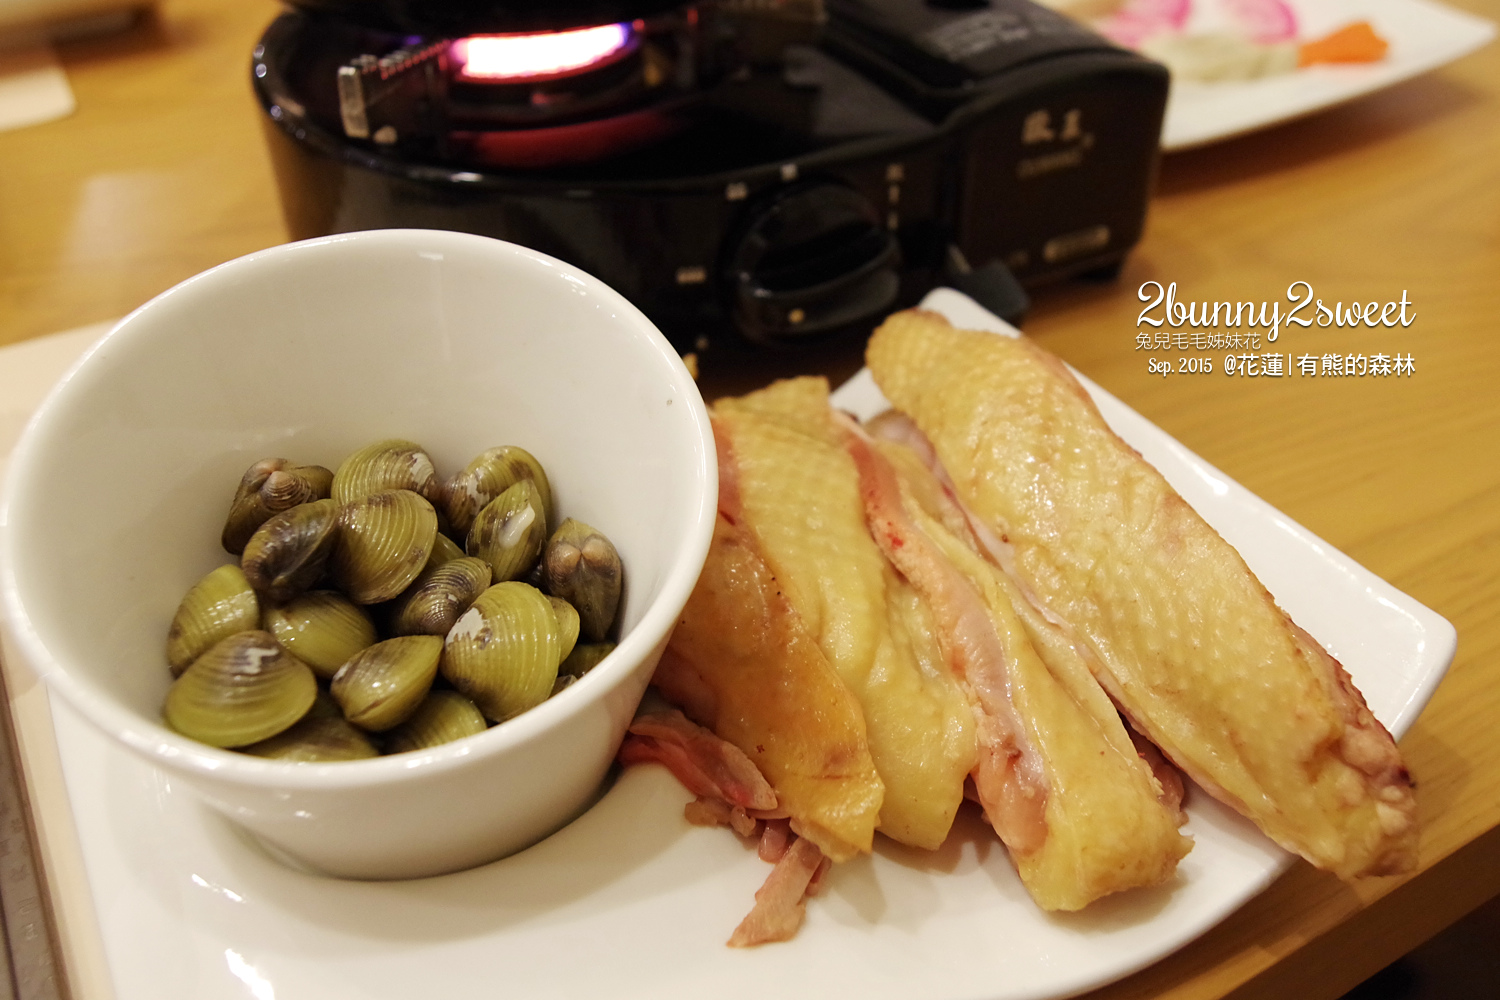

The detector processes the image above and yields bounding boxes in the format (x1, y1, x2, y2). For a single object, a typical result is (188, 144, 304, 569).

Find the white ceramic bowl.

(0, 230, 716, 880)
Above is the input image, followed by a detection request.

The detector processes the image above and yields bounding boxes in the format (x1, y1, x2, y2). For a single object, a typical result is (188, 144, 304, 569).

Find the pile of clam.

(162, 440, 621, 762)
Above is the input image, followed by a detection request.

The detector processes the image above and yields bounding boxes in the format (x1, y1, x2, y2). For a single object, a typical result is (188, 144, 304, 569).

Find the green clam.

(330, 439, 443, 507)
(546, 596, 580, 663)
(443, 445, 553, 536)
(541, 519, 622, 642)
(558, 641, 615, 680)
(428, 530, 466, 567)
(441, 581, 562, 722)
(383, 690, 489, 755)
(164, 435, 625, 761)
(550, 641, 614, 696)
(164, 630, 317, 748)
(466, 479, 547, 584)
(304, 688, 345, 719)
(166, 564, 260, 677)
(331, 635, 443, 732)
(330, 489, 438, 604)
(387, 555, 492, 637)
(241, 498, 339, 602)
(221, 459, 334, 555)
(242, 712, 380, 762)
(263, 590, 377, 681)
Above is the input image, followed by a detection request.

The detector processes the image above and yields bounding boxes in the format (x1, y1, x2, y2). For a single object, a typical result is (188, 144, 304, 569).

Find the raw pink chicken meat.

(619, 708, 832, 946)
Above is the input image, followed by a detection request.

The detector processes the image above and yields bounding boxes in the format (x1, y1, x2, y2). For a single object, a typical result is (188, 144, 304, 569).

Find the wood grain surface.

(0, 1, 1497, 998)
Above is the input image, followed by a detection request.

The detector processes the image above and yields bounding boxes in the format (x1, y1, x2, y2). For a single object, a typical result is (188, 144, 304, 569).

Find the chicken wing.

(865, 310, 1417, 878)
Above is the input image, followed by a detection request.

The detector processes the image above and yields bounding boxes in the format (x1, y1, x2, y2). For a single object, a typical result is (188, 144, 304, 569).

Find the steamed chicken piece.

(727, 837, 829, 948)
(713, 378, 978, 850)
(654, 431, 883, 863)
(619, 707, 779, 817)
(844, 425, 1191, 911)
(873, 428, 1187, 823)
(868, 411, 1189, 821)
(865, 310, 1417, 879)
(620, 707, 831, 946)
(621, 704, 834, 947)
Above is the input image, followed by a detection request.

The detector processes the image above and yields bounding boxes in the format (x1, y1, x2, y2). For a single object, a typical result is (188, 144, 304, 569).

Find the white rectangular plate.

(23, 290, 1456, 1000)
(1159, 0, 1495, 150)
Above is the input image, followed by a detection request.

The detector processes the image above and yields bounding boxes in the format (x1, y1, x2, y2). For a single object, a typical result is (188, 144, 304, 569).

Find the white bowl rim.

(0, 229, 718, 791)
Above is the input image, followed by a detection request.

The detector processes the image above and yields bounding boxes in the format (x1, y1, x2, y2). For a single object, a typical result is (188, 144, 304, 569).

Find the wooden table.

(2, 1, 1497, 998)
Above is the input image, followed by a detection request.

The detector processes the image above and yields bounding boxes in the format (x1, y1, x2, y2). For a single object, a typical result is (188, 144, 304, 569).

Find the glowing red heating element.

(454, 23, 635, 82)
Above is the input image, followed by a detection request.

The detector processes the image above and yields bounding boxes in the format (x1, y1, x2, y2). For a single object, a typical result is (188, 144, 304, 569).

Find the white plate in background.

(14, 289, 1456, 1000)
(1157, 0, 1495, 149)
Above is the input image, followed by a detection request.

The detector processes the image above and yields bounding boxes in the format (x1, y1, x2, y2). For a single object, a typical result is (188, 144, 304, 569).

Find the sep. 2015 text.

(1148, 357, 1214, 375)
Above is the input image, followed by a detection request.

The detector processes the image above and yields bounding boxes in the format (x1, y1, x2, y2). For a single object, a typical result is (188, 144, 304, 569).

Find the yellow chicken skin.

(865, 310, 1417, 879)
(655, 429, 883, 863)
(846, 427, 1190, 910)
(713, 378, 978, 850)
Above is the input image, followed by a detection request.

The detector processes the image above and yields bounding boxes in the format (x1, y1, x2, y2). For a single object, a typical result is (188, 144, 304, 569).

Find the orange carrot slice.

(1299, 21, 1390, 66)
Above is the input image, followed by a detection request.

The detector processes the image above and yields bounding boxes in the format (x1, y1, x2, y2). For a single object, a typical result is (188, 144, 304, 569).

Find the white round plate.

(14, 289, 1457, 1000)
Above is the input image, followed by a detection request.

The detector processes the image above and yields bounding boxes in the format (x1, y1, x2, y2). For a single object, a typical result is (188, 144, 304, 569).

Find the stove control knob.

(725, 181, 900, 344)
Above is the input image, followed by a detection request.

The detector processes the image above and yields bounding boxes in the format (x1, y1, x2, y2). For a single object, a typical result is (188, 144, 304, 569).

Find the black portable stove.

(253, 0, 1168, 352)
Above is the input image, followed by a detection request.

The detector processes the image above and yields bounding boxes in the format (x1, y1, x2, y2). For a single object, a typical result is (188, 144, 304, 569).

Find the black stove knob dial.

(725, 181, 900, 345)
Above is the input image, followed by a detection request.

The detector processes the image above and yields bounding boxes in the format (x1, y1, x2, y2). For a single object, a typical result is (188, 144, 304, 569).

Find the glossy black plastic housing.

(283, 0, 692, 35)
(254, 0, 1168, 351)
(255, 9, 940, 349)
